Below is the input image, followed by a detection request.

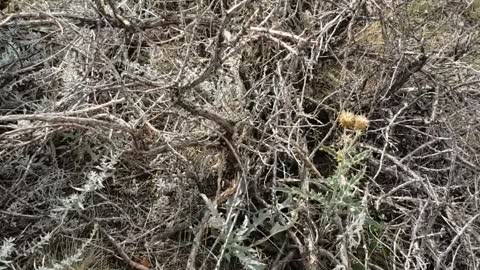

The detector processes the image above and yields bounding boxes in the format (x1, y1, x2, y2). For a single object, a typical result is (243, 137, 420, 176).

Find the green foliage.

(280, 133, 370, 215)
(276, 132, 384, 267)
(37, 225, 98, 270)
(351, 217, 392, 270)
(202, 194, 293, 270)
(407, 0, 435, 16)
(468, 0, 480, 21)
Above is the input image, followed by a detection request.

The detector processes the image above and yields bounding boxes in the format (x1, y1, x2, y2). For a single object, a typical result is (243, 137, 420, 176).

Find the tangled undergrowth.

(1, 0, 480, 269)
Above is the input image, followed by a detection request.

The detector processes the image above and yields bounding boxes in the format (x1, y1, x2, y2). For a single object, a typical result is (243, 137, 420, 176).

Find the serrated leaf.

(235, 248, 266, 270)
(251, 221, 291, 247)
(253, 209, 271, 228)
(235, 217, 251, 241)
(77, 201, 84, 210)
(200, 193, 219, 216)
(269, 222, 290, 235)
(277, 196, 294, 210)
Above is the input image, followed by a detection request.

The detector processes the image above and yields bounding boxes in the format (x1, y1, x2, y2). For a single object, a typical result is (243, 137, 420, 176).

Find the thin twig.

(435, 212, 480, 269)
(0, 114, 133, 133)
(186, 211, 210, 270)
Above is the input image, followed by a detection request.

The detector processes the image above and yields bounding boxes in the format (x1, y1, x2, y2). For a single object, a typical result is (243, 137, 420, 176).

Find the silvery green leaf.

(200, 194, 218, 216)
(269, 222, 290, 235)
(208, 215, 225, 229)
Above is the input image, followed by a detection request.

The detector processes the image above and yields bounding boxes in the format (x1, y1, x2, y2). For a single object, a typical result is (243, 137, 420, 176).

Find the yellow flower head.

(353, 114, 369, 131)
(339, 111, 356, 129)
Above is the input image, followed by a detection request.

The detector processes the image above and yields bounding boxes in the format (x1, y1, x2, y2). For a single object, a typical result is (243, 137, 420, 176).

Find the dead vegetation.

(1, 0, 480, 269)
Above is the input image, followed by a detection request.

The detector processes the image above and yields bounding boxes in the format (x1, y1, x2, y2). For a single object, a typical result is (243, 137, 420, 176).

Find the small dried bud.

(339, 111, 356, 129)
(353, 115, 369, 131)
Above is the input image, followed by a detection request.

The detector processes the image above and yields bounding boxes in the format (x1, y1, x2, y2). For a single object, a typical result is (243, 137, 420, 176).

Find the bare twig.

(0, 114, 133, 133)
(186, 211, 210, 270)
(435, 212, 480, 269)
(176, 99, 236, 138)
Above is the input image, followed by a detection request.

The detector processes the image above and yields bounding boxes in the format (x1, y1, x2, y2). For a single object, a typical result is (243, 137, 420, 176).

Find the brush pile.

(1, 1, 479, 269)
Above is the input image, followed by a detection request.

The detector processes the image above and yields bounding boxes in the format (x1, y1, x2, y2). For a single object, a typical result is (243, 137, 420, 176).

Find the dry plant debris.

(1, 0, 480, 269)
